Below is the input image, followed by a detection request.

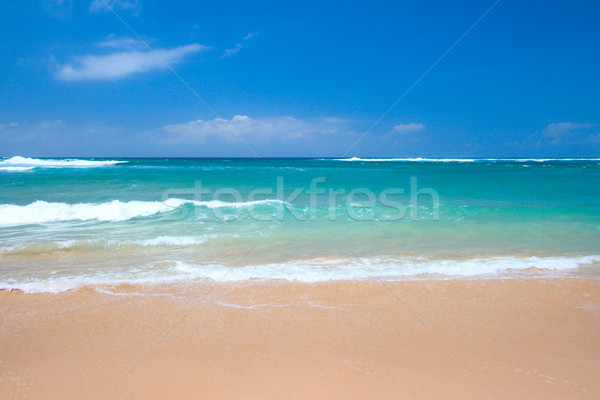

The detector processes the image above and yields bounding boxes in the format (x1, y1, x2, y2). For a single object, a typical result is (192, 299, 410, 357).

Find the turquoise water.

(1, 156, 599, 292)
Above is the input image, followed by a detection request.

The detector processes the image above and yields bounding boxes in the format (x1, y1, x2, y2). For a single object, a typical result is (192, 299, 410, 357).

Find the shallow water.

(1, 156, 599, 292)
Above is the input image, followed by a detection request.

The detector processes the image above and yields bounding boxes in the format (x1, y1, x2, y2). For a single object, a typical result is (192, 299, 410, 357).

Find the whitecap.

(0, 166, 35, 172)
(0, 198, 292, 226)
(332, 157, 476, 162)
(0, 156, 126, 168)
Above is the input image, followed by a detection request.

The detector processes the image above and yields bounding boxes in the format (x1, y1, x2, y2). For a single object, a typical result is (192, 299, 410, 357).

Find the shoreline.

(1, 278, 599, 399)
(2, 254, 599, 294)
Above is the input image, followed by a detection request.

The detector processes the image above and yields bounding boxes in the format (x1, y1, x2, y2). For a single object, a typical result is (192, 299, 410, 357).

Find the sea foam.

(332, 157, 600, 162)
(334, 157, 476, 162)
(2, 255, 598, 293)
(0, 156, 126, 168)
(0, 200, 172, 225)
(0, 166, 35, 172)
(0, 198, 291, 225)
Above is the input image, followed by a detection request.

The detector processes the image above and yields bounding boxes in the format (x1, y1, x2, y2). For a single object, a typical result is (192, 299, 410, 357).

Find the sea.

(1, 155, 599, 293)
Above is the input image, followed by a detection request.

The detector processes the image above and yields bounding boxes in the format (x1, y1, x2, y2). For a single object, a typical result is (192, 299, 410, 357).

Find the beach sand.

(1, 278, 599, 399)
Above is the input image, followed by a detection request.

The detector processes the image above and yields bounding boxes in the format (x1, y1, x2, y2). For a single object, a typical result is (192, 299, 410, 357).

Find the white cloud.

(1, 120, 73, 146)
(159, 115, 351, 144)
(542, 122, 597, 137)
(391, 123, 426, 134)
(90, 0, 141, 16)
(56, 43, 208, 81)
(542, 122, 598, 145)
(44, 0, 74, 18)
(97, 36, 145, 50)
(222, 32, 256, 58)
(0, 120, 137, 156)
(222, 43, 243, 58)
(1, 117, 357, 157)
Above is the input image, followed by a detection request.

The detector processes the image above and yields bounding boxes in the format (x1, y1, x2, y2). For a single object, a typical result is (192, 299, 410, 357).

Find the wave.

(0, 236, 218, 255)
(0, 198, 292, 225)
(182, 198, 288, 208)
(2, 255, 598, 293)
(0, 200, 172, 225)
(479, 158, 600, 162)
(508, 158, 600, 162)
(0, 166, 35, 172)
(0, 156, 127, 168)
(333, 157, 476, 162)
(135, 236, 210, 246)
(171, 255, 600, 282)
(331, 157, 600, 162)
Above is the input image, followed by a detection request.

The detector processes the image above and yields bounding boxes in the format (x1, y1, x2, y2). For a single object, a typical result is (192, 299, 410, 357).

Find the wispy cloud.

(56, 42, 208, 81)
(89, 0, 141, 16)
(222, 32, 257, 58)
(542, 122, 598, 145)
(1, 116, 357, 157)
(158, 115, 351, 144)
(542, 122, 597, 137)
(0, 120, 128, 156)
(391, 123, 426, 134)
(44, 0, 74, 18)
(222, 43, 243, 58)
(97, 35, 145, 49)
(0, 120, 63, 145)
(0, 122, 19, 129)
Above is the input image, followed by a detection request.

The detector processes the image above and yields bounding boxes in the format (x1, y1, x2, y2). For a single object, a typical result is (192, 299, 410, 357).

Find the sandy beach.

(1, 277, 598, 399)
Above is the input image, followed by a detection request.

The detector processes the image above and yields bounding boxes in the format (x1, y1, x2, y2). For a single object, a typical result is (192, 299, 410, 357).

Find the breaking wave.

(0, 166, 35, 172)
(331, 157, 600, 162)
(0, 156, 127, 168)
(1, 255, 598, 293)
(0, 198, 291, 225)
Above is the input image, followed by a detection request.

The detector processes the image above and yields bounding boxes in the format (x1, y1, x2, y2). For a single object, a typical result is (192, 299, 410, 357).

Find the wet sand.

(1, 278, 599, 399)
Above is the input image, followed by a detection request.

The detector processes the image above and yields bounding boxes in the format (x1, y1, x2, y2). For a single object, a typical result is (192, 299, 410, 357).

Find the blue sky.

(1, 0, 599, 157)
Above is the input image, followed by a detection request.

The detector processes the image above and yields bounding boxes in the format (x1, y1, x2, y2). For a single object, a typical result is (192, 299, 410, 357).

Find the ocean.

(1, 156, 599, 292)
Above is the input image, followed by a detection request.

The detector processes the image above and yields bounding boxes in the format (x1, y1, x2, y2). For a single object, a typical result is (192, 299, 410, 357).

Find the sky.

(1, 0, 599, 158)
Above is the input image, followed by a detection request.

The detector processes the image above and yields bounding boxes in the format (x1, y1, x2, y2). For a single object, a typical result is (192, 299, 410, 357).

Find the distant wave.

(481, 158, 600, 162)
(0, 198, 291, 225)
(331, 157, 600, 162)
(508, 158, 600, 162)
(0, 156, 127, 168)
(2, 255, 598, 293)
(0, 235, 218, 255)
(0, 166, 35, 172)
(333, 157, 476, 162)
